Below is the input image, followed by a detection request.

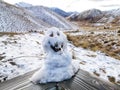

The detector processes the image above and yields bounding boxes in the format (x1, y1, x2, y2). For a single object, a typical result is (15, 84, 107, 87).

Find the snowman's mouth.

(50, 45, 61, 52)
(49, 41, 64, 52)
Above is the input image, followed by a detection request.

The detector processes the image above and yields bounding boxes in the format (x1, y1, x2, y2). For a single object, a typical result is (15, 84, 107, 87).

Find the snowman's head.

(42, 27, 67, 54)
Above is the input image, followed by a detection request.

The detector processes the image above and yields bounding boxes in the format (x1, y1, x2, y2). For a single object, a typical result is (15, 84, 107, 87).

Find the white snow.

(93, 23, 104, 26)
(0, 1, 77, 32)
(0, 31, 120, 84)
(69, 44, 120, 84)
(25, 6, 77, 30)
(0, 33, 44, 82)
(15, 2, 33, 7)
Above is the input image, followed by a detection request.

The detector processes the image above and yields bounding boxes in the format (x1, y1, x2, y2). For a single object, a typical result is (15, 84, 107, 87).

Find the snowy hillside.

(15, 2, 32, 7)
(16, 2, 77, 30)
(0, 33, 44, 81)
(106, 8, 120, 17)
(0, 1, 50, 32)
(25, 6, 73, 29)
(0, 1, 77, 32)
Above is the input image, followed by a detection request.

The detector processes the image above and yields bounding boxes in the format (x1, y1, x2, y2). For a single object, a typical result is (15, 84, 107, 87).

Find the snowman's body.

(30, 27, 79, 84)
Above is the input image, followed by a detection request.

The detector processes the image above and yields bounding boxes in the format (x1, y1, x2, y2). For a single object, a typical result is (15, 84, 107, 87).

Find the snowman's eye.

(48, 41, 51, 44)
(57, 32, 60, 36)
(50, 32, 53, 37)
(61, 43, 63, 48)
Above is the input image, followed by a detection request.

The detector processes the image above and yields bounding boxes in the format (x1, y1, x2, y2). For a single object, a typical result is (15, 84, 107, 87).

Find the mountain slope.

(0, 1, 77, 32)
(15, 2, 77, 30)
(50, 7, 72, 17)
(0, 1, 50, 32)
(68, 9, 103, 23)
(25, 6, 76, 29)
(68, 8, 120, 25)
(15, 2, 32, 7)
(106, 8, 120, 17)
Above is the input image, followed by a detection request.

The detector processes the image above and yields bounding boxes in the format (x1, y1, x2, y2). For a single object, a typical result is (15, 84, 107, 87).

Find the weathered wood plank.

(0, 69, 120, 90)
(75, 70, 120, 90)
(0, 70, 35, 90)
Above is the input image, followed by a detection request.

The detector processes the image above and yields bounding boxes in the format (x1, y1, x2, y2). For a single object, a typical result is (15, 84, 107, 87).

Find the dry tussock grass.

(67, 34, 120, 60)
(0, 32, 23, 37)
(77, 21, 120, 31)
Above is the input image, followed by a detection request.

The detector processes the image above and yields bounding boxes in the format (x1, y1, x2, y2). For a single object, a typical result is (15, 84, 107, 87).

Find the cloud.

(101, 4, 120, 7)
(4, 0, 120, 12)
(89, 0, 108, 1)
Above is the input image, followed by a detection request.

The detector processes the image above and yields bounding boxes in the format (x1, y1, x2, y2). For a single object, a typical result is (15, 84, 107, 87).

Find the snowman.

(30, 27, 79, 84)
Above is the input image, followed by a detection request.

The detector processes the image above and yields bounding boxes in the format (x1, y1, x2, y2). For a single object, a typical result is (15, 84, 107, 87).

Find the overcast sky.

(4, 0, 120, 12)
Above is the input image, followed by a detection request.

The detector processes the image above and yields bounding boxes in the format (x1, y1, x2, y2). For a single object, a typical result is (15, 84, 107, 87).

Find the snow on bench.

(0, 69, 119, 90)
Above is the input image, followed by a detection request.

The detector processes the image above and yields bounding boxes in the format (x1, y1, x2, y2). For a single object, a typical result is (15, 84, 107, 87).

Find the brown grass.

(0, 32, 23, 37)
(75, 21, 120, 31)
(67, 34, 120, 60)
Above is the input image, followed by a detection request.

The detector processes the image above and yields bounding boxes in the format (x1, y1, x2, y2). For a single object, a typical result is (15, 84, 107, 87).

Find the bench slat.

(0, 70, 120, 90)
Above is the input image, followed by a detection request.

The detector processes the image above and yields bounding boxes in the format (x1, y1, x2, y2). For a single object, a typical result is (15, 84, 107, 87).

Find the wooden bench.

(0, 69, 120, 90)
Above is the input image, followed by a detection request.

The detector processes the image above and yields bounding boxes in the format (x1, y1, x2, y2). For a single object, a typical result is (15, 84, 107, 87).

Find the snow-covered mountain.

(78, 9, 102, 19)
(0, 1, 77, 32)
(15, 2, 32, 7)
(97, 9, 120, 24)
(106, 8, 120, 17)
(25, 6, 76, 29)
(15, 2, 77, 30)
(68, 9, 103, 23)
(67, 12, 80, 21)
(68, 8, 120, 24)
(0, 1, 50, 32)
(50, 7, 73, 17)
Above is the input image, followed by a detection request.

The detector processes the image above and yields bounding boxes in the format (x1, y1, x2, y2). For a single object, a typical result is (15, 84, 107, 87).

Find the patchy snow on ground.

(0, 33, 120, 85)
(69, 44, 120, 84)
(0, 33, 44, 82)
